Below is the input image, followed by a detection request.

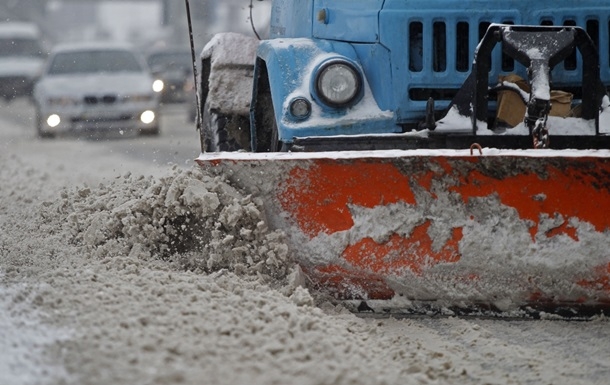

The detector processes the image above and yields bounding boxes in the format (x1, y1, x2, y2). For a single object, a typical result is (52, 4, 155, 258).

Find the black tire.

(201, 101, 250, 152)
(254, 91, 282, 152)
(251, 61, 287, 153)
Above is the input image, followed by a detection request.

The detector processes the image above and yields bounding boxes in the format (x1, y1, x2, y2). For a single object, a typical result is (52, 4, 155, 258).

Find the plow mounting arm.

(450, 25, 606, 140)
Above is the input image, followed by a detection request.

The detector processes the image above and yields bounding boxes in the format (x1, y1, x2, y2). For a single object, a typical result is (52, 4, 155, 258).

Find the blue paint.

(257, 0, 610, 144)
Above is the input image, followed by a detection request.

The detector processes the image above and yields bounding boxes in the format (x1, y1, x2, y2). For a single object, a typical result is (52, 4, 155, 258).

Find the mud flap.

(197, 151, 610, 313)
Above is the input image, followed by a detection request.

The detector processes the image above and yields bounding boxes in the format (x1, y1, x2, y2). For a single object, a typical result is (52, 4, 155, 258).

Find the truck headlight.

(289, 97, 312, 120)
(314, 60, 362, 108)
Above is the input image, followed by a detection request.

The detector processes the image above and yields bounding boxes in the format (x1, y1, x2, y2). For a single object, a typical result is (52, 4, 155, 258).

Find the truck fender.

(250, 38, 364, 151)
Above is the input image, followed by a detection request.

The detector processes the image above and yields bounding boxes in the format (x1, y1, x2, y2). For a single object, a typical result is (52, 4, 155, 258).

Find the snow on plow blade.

(196, 150, 610, 315)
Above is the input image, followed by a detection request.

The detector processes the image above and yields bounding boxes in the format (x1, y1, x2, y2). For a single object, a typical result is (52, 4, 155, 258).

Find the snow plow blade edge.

(196, 150, 610, 315)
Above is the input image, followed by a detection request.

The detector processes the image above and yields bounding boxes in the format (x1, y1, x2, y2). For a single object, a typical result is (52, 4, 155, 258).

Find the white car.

(33, 42, 160, 138)
(0, 22, 46, 101)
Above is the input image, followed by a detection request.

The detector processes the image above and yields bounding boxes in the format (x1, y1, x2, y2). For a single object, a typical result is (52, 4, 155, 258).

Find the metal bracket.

(447, 24, 606, 143)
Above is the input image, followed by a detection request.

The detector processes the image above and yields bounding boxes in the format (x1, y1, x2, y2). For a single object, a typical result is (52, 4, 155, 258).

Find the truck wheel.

(202, 101, 250, 152)
(254, 92, 283, 152)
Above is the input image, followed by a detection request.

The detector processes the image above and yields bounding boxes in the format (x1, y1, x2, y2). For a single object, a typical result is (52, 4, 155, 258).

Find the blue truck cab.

(201, 0, 610, 152)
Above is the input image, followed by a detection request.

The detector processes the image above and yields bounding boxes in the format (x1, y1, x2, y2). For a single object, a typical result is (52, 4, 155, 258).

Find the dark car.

(0, 22, 46, 101)
(147, 49, 193, 104)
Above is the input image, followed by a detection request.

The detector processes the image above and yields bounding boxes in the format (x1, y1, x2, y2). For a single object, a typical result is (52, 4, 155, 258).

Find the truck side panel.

(312, 0, 383, 43)
(270, 0, 314, 38)
(256, 38, 396, 142)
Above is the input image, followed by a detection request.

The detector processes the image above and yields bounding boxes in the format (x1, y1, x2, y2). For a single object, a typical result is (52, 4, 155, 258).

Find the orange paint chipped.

(278, 157, 610, 241)
(341, 221, 462, 275)
(408, 158, 455, 197)
(199, 154, 610, 306)
(307, 265, 395, 300)
(279, 160, 416, 238)
(545, 221, 578, 241)
(448, 160, 610, 239)
(529, 291, 544, 302)
(578, 263, 610, 292)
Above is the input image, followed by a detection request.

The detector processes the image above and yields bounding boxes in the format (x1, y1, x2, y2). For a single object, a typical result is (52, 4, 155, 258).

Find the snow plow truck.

(193, 0, 610, 317)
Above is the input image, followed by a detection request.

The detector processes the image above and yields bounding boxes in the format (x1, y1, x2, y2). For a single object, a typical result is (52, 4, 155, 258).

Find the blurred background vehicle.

(33, 42, 160, 138)
(147, 48, 193, 104)
(0, 0, 271, 124)
(0, 21, 46, 101)
(185, 74, 197, 122)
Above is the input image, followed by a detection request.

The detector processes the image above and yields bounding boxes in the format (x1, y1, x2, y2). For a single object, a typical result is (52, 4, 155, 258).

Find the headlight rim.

(313, 58, 363, 109)
(288, 97, 312, 121)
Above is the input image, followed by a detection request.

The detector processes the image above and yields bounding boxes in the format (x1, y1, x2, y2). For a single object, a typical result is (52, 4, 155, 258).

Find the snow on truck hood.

(36, 72, 154, 97)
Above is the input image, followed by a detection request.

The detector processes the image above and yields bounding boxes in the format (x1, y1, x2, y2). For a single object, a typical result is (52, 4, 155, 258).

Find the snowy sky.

(97, 2, 162, 42)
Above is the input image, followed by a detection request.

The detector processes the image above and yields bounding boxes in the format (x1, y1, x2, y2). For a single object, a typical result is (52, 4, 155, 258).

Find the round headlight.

(289, 97, 312, 120)
(315, 61, 362, 108)
(140, 110, 156, 124)
(47, 114, 61, 128)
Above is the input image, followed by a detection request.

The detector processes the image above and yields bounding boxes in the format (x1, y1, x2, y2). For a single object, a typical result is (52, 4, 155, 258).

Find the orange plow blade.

(196, 149, 610, 315)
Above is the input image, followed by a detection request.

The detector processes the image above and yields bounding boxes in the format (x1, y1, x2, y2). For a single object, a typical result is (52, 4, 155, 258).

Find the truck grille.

(409, 19, 603, 74)
(406, 17, 608, 101)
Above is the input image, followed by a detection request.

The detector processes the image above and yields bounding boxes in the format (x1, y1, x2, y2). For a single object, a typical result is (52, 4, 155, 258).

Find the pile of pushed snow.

(45, 166, 292, 281)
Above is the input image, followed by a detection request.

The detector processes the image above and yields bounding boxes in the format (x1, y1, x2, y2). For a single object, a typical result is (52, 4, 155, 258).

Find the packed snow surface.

(1, 111, 610, 385)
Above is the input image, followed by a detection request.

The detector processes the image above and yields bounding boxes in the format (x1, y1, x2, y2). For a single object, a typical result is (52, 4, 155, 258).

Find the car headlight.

(314, 59, 362, 108)
(47, 114, 61, 127)
(152, 79, 164, 93)
(140, 110, 156, 124)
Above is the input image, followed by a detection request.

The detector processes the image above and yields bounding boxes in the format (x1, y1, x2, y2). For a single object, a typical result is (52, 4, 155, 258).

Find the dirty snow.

(436, 104, 605, 136)
(201, 32, 260, 115)
(1, 109, 610, 385)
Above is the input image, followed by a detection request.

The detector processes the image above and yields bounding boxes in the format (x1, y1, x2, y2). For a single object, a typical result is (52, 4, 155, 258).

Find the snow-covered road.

(1, 99, 609, 385)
